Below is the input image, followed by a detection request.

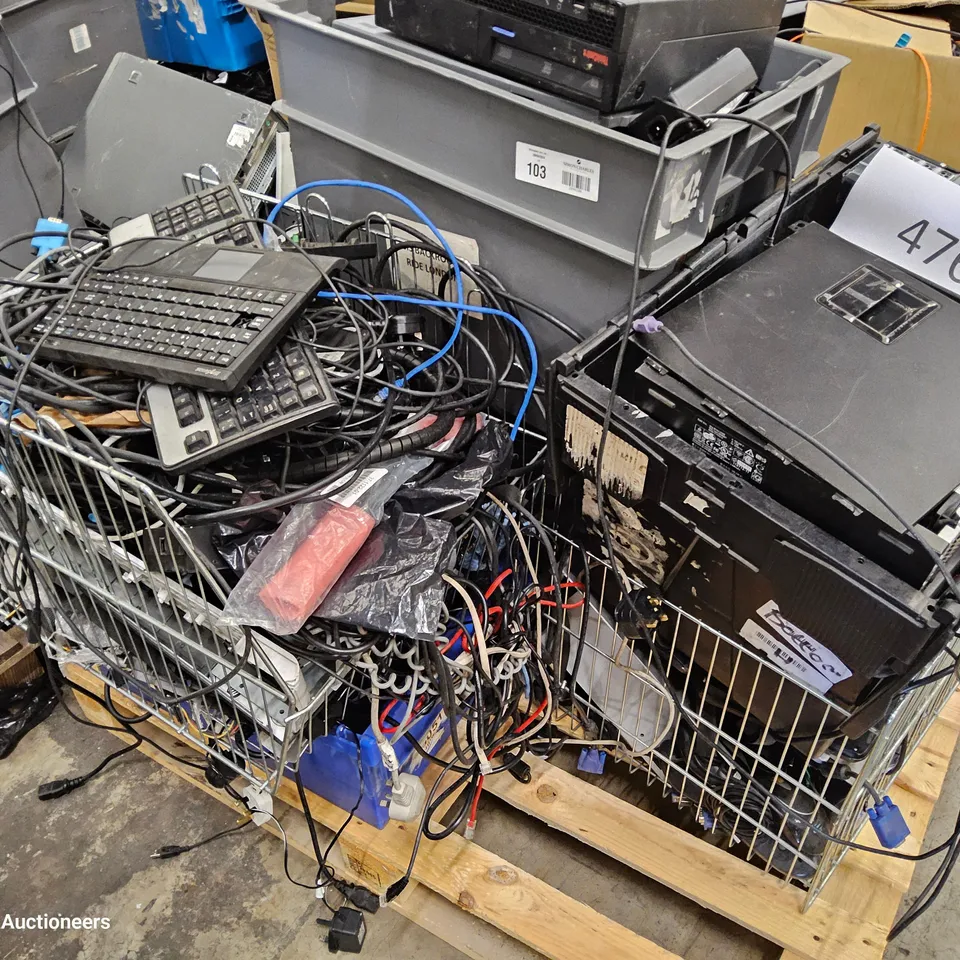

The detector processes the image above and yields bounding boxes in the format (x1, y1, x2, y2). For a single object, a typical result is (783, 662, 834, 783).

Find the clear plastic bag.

(210, 483, 285, 578)
(315, 505, 454, 640)
(395, 420, 513, 520)
(222, 460, 424, 634)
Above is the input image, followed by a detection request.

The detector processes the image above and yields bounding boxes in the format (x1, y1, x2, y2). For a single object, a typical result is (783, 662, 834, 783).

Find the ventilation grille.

(244, 139, 278, 196)
(479, 0, 617, 47)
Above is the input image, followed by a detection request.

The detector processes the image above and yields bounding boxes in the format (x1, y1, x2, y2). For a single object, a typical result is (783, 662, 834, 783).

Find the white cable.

(511, 657, 554, 744)
(361, 656, 400, 776)
(442, 574, 494, 772)
(486, 492, 543, 655)
(361, 657, 387, 747)
(442, 573, 491, 679)
(390, 673, 421, 745)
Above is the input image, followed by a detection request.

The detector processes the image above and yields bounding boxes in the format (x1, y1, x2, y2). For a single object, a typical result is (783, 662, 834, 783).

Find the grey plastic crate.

(0, 96, 84, 267)
(242, 9, 846, 268)
(0, 20, 35, 115)
(246, 8, 846, 356)
(283, 101, 644, 360)
(0, 0, 145, 139)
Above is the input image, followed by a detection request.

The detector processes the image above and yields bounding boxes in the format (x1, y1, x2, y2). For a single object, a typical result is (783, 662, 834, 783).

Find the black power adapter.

(317, 906, 366, 954)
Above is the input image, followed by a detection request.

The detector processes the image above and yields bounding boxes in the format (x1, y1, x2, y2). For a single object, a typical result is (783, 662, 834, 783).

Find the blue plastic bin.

(294, 703, 451, 829)
(136, 0, 266, 72)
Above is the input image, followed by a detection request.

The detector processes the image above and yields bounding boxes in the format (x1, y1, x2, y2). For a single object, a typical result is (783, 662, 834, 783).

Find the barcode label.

(321, 467, 388, 508)
(515, 142, 600, 202)
(561, 170, 593, 194)
(739, 620, 834, 695)
(756, 600, 852, 685)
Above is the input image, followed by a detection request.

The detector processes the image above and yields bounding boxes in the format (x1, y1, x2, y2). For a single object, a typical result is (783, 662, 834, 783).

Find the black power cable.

(150, 817, 254, 860)
(37, 739, 141, 801)
(0, 63, 66, 221)
(889, 827, 960, 940)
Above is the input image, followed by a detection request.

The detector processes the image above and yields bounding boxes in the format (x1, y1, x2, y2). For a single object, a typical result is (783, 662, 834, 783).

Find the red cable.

(467, 774, 484, 831)
(515, 697, 549, 735)
(467, 697, 549, 833)
(537, 597, 587, 610)
(380, 695, 429, 734)
(486, 568, 514, 597)
(379, 700, 397, 730)
(385, 569, 515, 731)
(517, 581, 586, 610)
(439, 570, 515, 656)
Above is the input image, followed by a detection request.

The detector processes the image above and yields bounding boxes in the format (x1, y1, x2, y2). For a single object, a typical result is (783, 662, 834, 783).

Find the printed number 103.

(897, 219, 960, 281)
(527, 162, 547, 180)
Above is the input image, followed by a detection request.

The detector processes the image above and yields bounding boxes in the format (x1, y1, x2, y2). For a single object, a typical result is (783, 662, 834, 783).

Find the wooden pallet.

(64, 663, 960, 960)
(0, 627, 42, 688)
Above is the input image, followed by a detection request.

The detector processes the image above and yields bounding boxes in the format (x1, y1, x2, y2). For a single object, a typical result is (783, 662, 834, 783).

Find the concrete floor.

(0, 706, 957, 960)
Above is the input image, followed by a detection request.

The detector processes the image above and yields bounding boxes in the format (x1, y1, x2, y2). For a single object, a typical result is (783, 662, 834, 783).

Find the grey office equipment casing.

(0, 24, 83, 267)
(0, 0, 145, 139)
(62, 54, 277, 227)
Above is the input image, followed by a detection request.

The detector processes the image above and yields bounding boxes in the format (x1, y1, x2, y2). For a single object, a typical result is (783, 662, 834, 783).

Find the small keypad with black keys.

(22, 237, 339, 391)
(22, 271, 299, 389)
(150, 184, 259, 248)
(146, 330, 339, 471)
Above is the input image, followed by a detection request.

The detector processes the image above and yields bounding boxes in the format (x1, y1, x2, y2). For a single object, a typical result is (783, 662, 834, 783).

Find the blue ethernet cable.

(313, 290, 537, 440)
(264, 180, 466, 389)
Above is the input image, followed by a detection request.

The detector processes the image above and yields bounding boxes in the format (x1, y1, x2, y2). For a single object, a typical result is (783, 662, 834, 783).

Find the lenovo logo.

(582, 49, 609, 67)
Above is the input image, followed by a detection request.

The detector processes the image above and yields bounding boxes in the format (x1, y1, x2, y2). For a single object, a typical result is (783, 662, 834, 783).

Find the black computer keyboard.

(146, 325, 340, 471)
(23, 242, 344, 391)
(150, 184, 261, 248)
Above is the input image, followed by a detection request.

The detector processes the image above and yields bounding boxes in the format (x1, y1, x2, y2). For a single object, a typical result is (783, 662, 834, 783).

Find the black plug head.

(318, 906, 366, 954)
(204, 755, 236, 789)
(616, 588, 670, 636)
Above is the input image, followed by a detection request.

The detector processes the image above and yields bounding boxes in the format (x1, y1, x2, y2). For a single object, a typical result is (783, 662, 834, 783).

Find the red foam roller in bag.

(259, 501, 377, 624)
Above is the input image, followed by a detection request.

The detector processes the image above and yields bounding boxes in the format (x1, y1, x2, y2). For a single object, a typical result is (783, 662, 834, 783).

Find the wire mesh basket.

(544, 524, 959, 907)
(0, 169, 546, 799)
(0, 415, 349, 793)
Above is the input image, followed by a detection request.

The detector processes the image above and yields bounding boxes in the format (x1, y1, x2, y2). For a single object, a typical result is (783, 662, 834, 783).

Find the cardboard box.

(249, 7, 282, 100)
(802, 2, 960, 167)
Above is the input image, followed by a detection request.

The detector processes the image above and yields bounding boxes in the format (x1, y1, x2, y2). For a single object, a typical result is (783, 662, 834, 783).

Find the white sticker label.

(682, 492, 710, 515)
(69, 23, 92, 53)
(321, 468, 388, 509)
(515, 142, 600, 203)
(389, 216, 483, 314)
(665, 164, 704, 225)
(226, 122, 255, 150)
(756, 600, 852, 686)
(831, 145, 960, 298)
(739, 620, 834, 695)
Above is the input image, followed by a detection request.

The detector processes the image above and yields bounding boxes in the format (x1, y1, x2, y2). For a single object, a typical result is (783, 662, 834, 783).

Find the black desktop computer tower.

(553, 209, 960, 741)
(375, 0, 786, 113)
